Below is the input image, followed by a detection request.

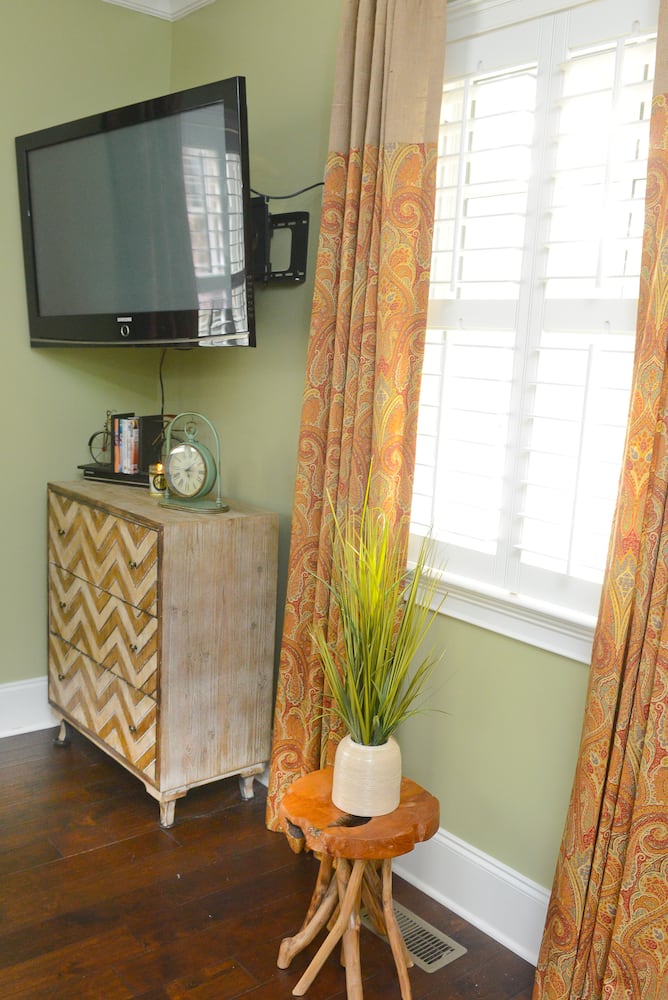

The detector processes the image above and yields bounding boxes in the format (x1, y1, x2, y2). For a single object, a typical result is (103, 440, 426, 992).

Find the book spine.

(131, 418, 139, 474)
(121, 418, 129, 474)
(113, 417, 120, 473)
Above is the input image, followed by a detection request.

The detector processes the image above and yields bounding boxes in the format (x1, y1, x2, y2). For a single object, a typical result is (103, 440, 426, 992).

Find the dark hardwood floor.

(0, 727, 535, 999)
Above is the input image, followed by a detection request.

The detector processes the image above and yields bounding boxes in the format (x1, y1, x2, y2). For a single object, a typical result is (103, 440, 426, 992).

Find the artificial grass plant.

(312, 486, 445, 746)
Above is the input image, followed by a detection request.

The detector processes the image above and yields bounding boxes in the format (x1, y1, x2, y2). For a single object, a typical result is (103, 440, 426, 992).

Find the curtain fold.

(265, 0, 447, 829)
(534, 3, 668, 996)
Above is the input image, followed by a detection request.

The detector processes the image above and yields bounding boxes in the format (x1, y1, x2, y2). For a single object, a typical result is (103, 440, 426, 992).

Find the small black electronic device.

(16, 77, 255, 348)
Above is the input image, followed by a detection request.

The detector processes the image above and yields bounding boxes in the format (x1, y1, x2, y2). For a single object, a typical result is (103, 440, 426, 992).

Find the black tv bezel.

(15, 76, 256, 348)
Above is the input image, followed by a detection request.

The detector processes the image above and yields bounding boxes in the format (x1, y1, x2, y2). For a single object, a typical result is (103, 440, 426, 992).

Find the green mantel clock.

(160, 412, 229, 513)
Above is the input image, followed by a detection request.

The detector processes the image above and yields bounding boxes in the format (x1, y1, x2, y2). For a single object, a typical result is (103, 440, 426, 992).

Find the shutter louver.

(413, 8, 656, 628)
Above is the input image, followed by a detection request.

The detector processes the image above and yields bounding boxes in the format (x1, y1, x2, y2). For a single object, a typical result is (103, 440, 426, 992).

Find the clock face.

(165, 443, 209, 498)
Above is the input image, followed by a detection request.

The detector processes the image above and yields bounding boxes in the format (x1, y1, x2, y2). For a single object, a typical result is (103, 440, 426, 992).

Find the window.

(412, 0, 658, 661)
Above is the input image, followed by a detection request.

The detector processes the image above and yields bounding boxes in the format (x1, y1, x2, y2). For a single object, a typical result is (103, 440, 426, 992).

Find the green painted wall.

(0, 0, 172, 686)
(167, 0, 342, 631)
(0, 0, 587, 892)
(399, 617, 589, 887)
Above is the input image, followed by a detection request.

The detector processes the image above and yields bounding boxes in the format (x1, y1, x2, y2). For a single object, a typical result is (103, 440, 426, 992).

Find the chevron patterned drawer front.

(48, 490, 158, 614)
(49, 634, 157, 780)
(48, 563, 158, 697)
(47, 480, 279, 827)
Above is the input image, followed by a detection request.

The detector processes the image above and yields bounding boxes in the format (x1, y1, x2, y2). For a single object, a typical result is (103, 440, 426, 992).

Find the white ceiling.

(101, 0, 215, 21)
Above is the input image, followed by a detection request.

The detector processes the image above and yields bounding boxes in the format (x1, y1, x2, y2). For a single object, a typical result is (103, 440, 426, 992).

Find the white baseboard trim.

(1, 678, 549, 963)
(0, 676, 59, 738)
(394, 826, 549, 966)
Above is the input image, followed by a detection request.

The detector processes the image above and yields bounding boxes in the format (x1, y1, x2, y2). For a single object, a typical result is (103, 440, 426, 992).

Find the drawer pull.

(129, 725, 137, 734)
(58, 672, 65, 681)
(58, 529, 66, 536)
(59, 601, 67, 609)
(129, 560, 139, 569)
(129, 643, 138, 653)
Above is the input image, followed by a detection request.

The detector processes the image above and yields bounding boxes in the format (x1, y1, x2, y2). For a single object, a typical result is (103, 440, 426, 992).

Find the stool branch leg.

(305, 855, 334, 924)
(337, 859, 363, 999)
(292, 858, 366, 998)
(361, 861, 387, 936)
(277, 865, 338, 969)
(381, 858, 413, 1000)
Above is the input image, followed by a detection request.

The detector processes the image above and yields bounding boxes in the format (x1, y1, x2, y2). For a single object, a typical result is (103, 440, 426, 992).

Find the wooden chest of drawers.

(47, 480, 278, 826)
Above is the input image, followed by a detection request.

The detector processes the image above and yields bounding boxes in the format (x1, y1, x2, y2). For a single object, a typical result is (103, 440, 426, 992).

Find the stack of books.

(114, 414, 140, 474)
(79, 413, 169, 487)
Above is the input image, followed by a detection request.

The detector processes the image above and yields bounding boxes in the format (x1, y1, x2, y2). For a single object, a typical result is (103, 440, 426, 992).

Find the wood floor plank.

(0, 727, 537, 1000)
(0, 926, 141, 999)
(164, 958, 257, 999)
(113, 933, 259, 997)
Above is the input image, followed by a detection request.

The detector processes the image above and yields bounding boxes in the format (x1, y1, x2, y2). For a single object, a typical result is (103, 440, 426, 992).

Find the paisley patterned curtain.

(534, 6, 668, 997)
(265, 0, 447, 828)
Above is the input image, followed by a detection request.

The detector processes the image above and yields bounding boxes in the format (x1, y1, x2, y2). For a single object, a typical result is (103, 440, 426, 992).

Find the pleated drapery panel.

(534, 4, 668, 996)
(265, 0, 447, 829)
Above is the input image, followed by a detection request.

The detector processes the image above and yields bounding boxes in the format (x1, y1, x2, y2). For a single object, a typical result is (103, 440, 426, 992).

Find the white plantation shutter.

(412, 0, 657, 658)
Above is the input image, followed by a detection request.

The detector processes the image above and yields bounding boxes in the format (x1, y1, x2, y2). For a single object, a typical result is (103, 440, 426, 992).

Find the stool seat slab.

(278, 767, 440, 859)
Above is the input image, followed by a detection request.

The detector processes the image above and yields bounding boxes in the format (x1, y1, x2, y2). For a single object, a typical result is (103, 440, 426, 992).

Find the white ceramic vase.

(331, 733, 402, 817)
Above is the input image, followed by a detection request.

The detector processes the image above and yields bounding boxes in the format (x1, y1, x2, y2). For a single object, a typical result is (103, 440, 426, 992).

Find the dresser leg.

(239, 765, 264, 800)
(53, 719, 71, 747)
(159, 799, 176, 828)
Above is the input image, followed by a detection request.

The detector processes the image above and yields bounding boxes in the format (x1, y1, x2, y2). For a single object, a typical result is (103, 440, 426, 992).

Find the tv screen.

(16, 77, 255, 347)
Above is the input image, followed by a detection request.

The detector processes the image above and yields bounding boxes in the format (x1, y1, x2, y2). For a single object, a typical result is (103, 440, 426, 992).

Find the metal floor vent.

(361, 901, 467, 973)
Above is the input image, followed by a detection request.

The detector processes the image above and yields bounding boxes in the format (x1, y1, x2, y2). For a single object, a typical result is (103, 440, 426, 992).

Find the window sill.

(423, 569, 595, 664)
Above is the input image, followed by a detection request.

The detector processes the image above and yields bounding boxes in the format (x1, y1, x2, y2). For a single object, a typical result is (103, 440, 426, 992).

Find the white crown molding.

(101, 0, 215, 21)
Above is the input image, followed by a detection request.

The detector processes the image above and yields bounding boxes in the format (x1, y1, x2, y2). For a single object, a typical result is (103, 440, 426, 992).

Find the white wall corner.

(394, 826, 550, 966)
(101, 0, 215, 22)
(0, 677, 59, 738)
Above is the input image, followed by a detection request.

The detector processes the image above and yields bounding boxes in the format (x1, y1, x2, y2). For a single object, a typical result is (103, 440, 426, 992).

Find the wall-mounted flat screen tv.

(15, 76, 255, 348)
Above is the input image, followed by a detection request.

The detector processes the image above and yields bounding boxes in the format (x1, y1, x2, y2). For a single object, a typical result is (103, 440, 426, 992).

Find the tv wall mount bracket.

(251, 196, 309, 284)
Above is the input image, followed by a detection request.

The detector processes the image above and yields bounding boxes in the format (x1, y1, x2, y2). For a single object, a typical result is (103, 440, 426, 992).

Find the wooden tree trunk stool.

(277, 767, 440, 1000)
